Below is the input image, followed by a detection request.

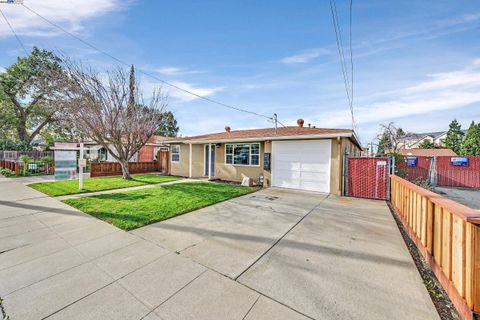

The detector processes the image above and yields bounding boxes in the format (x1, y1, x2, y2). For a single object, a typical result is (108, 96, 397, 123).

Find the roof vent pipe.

(297, 119, 304, 127)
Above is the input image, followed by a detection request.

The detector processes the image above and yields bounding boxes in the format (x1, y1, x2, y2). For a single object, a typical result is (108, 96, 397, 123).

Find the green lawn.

(63, 182, 259, 230)
(29, 174, 181, 196)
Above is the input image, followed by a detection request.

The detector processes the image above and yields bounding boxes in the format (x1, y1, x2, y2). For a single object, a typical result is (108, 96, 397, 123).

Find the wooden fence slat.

(427, 200, 434, 254)
(452, 216, 466, 297)
(442, 211, 453, 279)
(434, 206, 443, 265)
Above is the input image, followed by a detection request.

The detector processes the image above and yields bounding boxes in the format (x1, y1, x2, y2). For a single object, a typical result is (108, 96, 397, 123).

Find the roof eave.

(165, 132, 357, 144)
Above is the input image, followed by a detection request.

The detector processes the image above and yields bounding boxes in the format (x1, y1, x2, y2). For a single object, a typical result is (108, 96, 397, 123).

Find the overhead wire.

(329, 0, 360, 141)
(20, 2, 286, 126)
(0, 5, 28, 55)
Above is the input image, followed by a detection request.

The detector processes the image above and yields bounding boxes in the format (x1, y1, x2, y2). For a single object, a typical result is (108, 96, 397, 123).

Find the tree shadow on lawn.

(85, 192, 152, 201)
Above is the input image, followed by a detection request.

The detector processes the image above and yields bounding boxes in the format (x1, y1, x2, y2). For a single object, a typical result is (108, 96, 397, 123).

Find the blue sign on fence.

(451, 157, 469, 167)
(406, 156, 417, 167)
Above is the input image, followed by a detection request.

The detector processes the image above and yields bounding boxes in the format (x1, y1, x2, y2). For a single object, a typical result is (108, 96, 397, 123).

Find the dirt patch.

(387, 203, 461, 320)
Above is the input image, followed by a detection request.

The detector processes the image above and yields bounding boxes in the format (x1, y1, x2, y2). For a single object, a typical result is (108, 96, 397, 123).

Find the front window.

(171, 145, 180, 162)
(225, 143, 260, 166)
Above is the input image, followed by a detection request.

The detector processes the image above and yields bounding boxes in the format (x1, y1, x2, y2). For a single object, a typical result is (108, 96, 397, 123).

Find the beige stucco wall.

(214, 142, 264, 183)
(170, 142, 265, 183)
(168, 137, 360, 194)
(169, 144, 204, 177)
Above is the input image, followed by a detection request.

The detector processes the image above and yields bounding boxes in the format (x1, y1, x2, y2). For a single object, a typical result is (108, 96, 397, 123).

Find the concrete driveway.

(0, 179, 438, 320)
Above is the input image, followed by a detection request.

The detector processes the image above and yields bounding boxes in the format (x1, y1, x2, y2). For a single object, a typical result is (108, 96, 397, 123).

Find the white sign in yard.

(54, 149, 77, 181)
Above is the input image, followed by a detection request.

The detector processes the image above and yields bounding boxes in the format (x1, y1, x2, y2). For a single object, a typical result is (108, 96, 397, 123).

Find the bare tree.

(376, 122, 406, 155)
(62, 62, 167, 179)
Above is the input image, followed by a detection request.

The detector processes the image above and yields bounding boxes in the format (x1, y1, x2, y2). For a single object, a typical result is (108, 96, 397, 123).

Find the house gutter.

(164, 132, 359, 145)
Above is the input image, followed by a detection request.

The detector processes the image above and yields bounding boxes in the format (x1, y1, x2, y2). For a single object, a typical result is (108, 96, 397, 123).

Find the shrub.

(19, 155, 32, 176)
(40, 156, 53, 163)
(0, 168, 16, 177)
(412, 177, 433, 191)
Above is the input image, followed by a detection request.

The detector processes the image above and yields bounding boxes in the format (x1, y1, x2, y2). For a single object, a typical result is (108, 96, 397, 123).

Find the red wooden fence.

(397, 156, 432, 181)
(398, 156, 480, 188)
(436, 156, 480, 188)
(90, 161, 161, 177)
(0, 160, 19, 175)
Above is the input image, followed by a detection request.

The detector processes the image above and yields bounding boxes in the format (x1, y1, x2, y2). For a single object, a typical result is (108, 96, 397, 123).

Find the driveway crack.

(234, 195, 330, 281)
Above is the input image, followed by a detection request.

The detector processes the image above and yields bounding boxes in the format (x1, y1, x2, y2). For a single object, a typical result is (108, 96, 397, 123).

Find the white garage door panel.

(272, 140, 331, 193)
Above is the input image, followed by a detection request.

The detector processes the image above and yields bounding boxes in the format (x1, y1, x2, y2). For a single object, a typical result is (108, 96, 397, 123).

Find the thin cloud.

(281, 48, 331, 64)
(0, 0, 132, 38)
(316, 59, 480, 127)
(155, 67, 205, 76)
(167, 81, 225, 102)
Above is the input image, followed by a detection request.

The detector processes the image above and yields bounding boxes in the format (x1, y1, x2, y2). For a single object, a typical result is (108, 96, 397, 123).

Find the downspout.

(189, 143, 192, 178)
(337, 136, 342, 195)
(208, 143, 211, 180)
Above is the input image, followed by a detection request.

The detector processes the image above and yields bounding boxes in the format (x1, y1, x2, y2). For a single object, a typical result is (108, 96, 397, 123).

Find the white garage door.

(272, 140, 331, 193)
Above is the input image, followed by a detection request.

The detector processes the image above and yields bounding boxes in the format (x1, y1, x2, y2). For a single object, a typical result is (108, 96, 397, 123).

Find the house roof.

(160, 126, 361, 147)
(404, 129, 468, 140)
(397, 148, 457, 157)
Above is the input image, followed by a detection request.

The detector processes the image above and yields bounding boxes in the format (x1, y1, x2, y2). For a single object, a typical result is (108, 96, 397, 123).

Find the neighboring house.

(399, 130, 467, 149)
(159, 121, 361, 195)
(82, 136, 168, 162)
(397, 148, 457, 157)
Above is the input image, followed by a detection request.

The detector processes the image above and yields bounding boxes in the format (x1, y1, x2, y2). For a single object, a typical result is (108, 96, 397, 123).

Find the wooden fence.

(90, 161, 160, 177)
(0, 150, 53, 161)
(0, 160, 20, 175)
(391, 175, 480, 320)
(397, 156, 480, 188)
(0, 159, 54, 176)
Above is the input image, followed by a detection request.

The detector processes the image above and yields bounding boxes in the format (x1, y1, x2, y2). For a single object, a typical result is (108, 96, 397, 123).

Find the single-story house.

(159, 120, 361, 195)
(397, 148, 457, 157)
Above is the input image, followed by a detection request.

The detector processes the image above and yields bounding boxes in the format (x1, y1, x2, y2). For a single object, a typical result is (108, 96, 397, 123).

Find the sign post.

(79, 143, 84, 190)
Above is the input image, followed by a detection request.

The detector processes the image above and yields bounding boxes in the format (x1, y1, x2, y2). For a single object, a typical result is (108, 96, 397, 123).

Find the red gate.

(346, 157, 390, 200)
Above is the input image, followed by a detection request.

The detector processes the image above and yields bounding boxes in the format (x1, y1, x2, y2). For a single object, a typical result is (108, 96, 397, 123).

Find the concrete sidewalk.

(0, 179, 439, 319)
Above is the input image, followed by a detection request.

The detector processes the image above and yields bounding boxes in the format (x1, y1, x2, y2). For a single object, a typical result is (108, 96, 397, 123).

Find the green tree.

(444, 119, 464, 154)
(376, 122, 405, 155)
(0, 47, 64, 145)
(376, 131, 391, 156)
(418, 139, 435, 149)
(460, 121, 480, 155)
(155, 111, 179, 137)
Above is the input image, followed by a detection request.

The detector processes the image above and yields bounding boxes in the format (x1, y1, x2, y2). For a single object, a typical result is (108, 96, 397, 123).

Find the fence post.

(429, 156, 437, 187)
(386, 156, 394, 201)
(343, 153, 349, 196)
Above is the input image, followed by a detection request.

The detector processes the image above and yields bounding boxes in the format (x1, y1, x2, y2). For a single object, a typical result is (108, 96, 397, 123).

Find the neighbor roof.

(160, 126, 360, 147)
(397, 148, 457, 157)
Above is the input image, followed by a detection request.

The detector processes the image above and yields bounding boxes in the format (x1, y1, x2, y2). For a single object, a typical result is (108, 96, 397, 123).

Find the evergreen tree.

(460, 121, 480, 155)
(376, 131, 391, 156)
(418, 139, 435, 149)
(155, 111, 179, 137)
(444, 119, 464, 154)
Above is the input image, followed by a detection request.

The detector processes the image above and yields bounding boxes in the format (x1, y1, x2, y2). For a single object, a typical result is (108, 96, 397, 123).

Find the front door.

(204, 144, 216, 177)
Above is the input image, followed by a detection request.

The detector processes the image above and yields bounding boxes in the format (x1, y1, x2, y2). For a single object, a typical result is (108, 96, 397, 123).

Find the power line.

(20, 3, 285, 125)
(0, 6, 28, 55)
(349, 0, 354, 108)
(329, 0, 359, 138)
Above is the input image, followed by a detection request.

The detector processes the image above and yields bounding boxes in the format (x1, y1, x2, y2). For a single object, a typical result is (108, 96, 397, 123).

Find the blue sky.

(0, 0, 479, 144)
